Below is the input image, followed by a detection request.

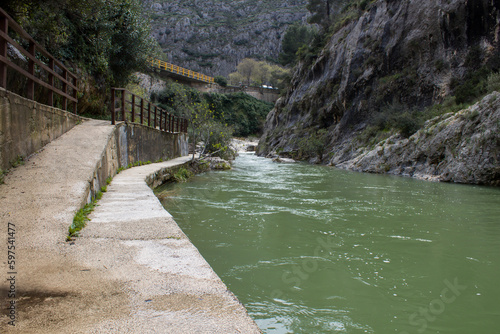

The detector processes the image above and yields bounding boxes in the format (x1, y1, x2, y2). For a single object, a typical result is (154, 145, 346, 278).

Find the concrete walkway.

(0, 120, 260, 333)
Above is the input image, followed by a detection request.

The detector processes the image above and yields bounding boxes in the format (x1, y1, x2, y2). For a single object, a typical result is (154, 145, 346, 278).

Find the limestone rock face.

(335, 92, 500, 186)
(257, 0, 500, 185)
(142, 0, 309, 76)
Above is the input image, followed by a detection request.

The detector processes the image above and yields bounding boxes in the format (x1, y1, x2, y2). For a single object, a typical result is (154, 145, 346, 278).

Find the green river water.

(156, 153, 500, 334)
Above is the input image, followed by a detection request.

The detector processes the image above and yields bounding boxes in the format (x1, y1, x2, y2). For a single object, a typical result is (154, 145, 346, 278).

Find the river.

(155, 153, 500, 333)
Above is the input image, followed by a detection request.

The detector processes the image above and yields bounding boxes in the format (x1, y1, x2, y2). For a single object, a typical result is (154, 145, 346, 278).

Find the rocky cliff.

(258, 0, 500, 185)
(336, 92, 500, 185)
(143, 0, 309, 77)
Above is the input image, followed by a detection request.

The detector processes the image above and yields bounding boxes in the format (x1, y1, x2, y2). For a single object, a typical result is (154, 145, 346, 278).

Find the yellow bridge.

(150, 59, 214, 84)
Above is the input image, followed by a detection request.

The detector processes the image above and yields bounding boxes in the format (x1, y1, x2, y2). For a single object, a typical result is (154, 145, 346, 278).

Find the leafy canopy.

(4, 0, 159, 89)
(278, 24, 317, 66)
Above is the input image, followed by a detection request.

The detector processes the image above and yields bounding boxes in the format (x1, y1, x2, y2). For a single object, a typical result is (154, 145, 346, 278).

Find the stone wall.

(0, 88, 81, 170)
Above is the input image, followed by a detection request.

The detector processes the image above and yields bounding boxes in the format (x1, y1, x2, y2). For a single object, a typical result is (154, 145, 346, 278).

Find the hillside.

(257, 0, 500, 185)
(143, 0, 309, 76)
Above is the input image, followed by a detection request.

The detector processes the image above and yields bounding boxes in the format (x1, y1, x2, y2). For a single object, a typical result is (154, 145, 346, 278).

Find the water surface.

(156, 153, 500, 333)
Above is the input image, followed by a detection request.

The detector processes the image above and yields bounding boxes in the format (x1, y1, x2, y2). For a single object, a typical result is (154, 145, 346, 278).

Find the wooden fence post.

(159, 108, 163, 131)
(154, 106, 157, 128)
(111, 88, 116, 125)
(147, 102, 151, 127)
(121, 90, 126, 122)
(0, 16, 8, 88)
(27, 42, 35, 100)
(62, 70, 68, 111)
(73, 77, 77, 114)
(131, 94, 135, 123)
(140, 99, 144, 125)
(48, 59, 54, 106)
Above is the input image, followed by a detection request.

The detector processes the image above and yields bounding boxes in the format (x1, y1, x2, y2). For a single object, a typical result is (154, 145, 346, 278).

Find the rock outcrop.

(335, 92, 500, 185)
(143, 0, 309, 76)
(258, 0, 500, 185)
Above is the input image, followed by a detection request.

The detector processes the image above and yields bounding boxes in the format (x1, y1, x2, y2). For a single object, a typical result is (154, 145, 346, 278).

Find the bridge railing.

(111, 88, 188, 134)
(0, 8, 78, 113)
(150, 59, 214, 84)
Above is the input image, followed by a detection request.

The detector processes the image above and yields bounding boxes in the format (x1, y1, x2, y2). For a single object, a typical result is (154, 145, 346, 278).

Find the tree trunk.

(326, 0, 330, 24)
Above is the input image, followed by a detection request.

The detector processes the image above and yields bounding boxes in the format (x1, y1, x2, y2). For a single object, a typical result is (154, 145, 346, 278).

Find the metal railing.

(150, 59, 214, 84)
(0, 7, 78, 113)
(111, 88, 188, 133)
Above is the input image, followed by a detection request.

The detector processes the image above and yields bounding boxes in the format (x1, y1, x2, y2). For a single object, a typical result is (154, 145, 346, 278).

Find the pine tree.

(307, 0, 332, 26)
(307, 0, 349, 27)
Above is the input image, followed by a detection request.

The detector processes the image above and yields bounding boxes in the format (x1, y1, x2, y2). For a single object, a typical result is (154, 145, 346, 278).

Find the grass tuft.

(67, 191, 103, 241)
(173, 167, 194, 182)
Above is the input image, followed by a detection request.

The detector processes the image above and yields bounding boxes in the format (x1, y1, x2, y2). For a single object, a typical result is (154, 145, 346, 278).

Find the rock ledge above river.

(333, 92, 500, 186)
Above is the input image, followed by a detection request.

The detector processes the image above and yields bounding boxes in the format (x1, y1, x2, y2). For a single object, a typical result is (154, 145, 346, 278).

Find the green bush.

(487, 72, 500, 93)
(173, 168, 194, 182)
(153, 81, 273, 142)
(371, 102, 422, 138)
(214, 76, 228, 87)
(296, 129, 328, 160)
(203, 92, 273, 137)
(278, 23, 316, 66)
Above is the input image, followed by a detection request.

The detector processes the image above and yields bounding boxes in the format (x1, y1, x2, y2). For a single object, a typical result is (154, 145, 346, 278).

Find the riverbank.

(331, 92, 500, 186)
(0, 120, 260, 332)
(259, 92, 500, 186)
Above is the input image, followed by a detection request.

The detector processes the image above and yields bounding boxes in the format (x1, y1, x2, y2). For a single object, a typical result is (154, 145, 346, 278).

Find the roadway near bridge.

(150, 59, 280, 103)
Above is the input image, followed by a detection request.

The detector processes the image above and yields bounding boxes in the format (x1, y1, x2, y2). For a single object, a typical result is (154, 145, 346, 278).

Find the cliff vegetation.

(3, 0, 159, 116)
(258, 0, 500, 185)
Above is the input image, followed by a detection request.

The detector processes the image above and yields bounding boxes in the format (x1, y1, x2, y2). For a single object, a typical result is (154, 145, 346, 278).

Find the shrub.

(486, 71, 500, 93)
(214, 76, 228, 87)
(173, 167, 194, 182)
(371, 102, 422, 138)
(296, 129, 328, 160)
(278, 23, 316, 66)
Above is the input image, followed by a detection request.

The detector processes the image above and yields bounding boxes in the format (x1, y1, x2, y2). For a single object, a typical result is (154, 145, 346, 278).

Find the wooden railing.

(0, 8, 78, 113)
(150, 59, 214, 84)
(111, 88, 188, 133)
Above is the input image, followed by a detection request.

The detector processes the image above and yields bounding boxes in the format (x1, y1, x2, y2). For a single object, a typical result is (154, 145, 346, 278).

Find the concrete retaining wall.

(86, 122, 189, 205)
(122, 123, 189, 165)
(0, 86, 189, 204)
(197, 84, 280, 103)
(0, 88, 82, 170)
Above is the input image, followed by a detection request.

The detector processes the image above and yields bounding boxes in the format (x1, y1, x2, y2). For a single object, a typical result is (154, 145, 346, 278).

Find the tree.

(269, 64, 291, 91)
(4, 0, 158, 87)
(253, 62, 271, 86)
(278, 24, 316, 66)
(229, 59, 290, 88)
(153, 81, 234, 160)
(237, 58, 259, 85)
(214, 76, 228, 87)
(307, 0, 348, 27)
(229, 72, 244, 86)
